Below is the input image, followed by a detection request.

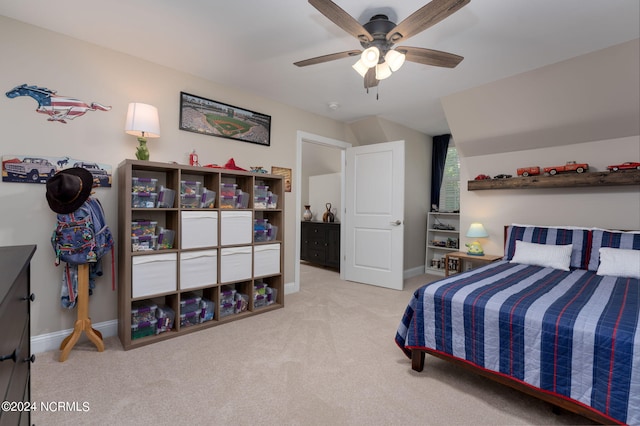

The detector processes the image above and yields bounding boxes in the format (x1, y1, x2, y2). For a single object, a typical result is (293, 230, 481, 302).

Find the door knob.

(390, 220, 402, 226)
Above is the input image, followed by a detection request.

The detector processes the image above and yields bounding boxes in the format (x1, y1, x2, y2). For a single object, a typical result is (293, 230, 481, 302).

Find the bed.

(396, 225, 640, 425)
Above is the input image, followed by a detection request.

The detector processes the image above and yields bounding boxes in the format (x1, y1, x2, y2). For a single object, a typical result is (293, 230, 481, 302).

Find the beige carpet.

(32, 263, 595, 425)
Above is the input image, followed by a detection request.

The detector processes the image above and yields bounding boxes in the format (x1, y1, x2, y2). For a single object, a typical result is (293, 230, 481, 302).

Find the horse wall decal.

(5, 84, 111, 123)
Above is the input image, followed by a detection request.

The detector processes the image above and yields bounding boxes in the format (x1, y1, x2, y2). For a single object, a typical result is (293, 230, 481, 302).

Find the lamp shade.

(375, 62, 392, 80)
(360, 46, 380, 68)
(125, 103, 160, 138)
(466, 223, 489, 238)
(352, 59, 369, 78)
(385, 49, 406, 72)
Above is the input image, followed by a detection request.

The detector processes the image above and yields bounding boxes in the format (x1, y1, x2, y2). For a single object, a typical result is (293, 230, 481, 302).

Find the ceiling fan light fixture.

(385, 49, 406, 72)
(375, 61, 392, 80)
(352, 59, 369, 78)
(360, 46, 380, 68)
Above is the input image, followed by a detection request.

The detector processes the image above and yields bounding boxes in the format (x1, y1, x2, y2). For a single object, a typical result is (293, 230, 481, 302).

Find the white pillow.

(510, 240, 573, 271)
(596, 247, 640, 279)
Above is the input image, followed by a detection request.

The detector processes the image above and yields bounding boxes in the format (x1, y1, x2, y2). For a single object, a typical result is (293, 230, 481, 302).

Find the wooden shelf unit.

(117, 159, 284, 350)
(468, 170, 640, 191)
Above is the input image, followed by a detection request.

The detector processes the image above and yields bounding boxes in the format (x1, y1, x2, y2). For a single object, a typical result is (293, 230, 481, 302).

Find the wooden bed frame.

(407, 226, 620, 425)
(410, 348, 613, 424)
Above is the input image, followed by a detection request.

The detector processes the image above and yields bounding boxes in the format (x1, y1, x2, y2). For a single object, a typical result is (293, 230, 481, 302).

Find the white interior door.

(344, 141, 404, 290)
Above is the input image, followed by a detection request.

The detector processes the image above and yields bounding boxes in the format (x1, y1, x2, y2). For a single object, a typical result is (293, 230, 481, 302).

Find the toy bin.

(131, 235, 158, 252)
(235, 191, 250, 209)
(131, 301, 158, 325)
(267, 225, 278, 241)
(180, 193, 199, 208)
(200, 298, 215, 322)
(157, 228, 175, 250)
(199, 189, 216, 208)
(132, 192, 158, 208)
(254, 294, 268, 309)
(180, 292, 202, 314)
(131, 319, 157, 340)
(180, 309, 202, 327)
(220, 211, 252, 245)
(220, 247, 252, 282)
(220, 183, 237, 197)
(254, 185, 269, 198)
(219, 302, 235, 318)
(267, 193, 278, 209)
(157, 186, 176, 208)
(253, 196, 268, 209)
(156, 305, 175, 334)
(180, 180, 201, 195)
(179, 250, 217, 290)
(132, 177, 158, 193)
(254, 229, 268, 242)
(220, 196, 237, 209)
(267, 287, 278, 305)
(236, 293, 249, 313)
(253, 244, 281, 276)
(220, 287, 237, 305)
(181, 211, 218, 249)
(131, 253, 177, 298)
(254, 282, 268, 296)
(131, 220, 157, 237)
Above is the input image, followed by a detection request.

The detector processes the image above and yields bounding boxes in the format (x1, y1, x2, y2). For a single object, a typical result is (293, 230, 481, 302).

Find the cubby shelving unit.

(425, 212, 460, 276)
(117, 159, 284, 350)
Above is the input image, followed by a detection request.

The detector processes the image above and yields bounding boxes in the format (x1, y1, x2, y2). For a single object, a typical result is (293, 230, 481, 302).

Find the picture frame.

(179, 91, 271, 146)
(271, 166, 292, 192)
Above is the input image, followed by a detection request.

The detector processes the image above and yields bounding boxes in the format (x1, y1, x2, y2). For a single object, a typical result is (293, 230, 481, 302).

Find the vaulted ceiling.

(0, 0, 638, 136)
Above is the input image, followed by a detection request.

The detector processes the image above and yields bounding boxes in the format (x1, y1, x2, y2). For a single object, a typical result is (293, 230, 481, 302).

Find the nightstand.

(445, 252, 502, 276)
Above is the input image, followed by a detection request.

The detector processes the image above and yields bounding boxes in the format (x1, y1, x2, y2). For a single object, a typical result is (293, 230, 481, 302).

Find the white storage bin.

(220, 246, 252, 282)
(132, 253, 177, 298)
(220, 211, 252, 245)
(180, 250, 218, 290)
(181, 211, 218, 249)
(253, 244, 281, 277)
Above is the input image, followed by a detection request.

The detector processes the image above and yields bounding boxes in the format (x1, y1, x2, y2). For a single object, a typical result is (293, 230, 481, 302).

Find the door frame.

(294, 131, 351, 293)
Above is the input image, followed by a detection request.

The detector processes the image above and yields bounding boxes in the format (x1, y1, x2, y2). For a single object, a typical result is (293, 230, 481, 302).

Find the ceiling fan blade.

(364, 68, 379, 89)
(387, 0, 470, 43)
(309, 0, 373, 42)
(398, 46, 463, 68)
(294, 50, 361, 67)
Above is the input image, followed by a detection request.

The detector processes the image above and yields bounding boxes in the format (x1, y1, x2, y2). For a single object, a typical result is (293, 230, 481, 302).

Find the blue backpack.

(51, 198, 114, 265)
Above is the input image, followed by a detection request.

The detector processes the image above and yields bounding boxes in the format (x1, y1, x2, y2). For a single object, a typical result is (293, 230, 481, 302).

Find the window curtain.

(430, 134, 451, 210)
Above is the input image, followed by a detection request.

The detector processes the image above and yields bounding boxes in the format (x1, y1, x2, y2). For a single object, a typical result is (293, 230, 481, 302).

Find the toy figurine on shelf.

(189, 149, 200, 167)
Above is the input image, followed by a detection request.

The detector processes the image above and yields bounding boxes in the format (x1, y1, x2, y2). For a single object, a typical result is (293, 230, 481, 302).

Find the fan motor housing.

(360, 14, 395, 52)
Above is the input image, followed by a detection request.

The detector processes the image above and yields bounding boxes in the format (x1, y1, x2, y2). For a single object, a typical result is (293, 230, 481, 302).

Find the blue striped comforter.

(395, 261, 640, 424)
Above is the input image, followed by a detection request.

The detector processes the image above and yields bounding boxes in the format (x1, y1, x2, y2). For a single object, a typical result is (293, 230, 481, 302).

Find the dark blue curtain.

(430, 134, 451, 210)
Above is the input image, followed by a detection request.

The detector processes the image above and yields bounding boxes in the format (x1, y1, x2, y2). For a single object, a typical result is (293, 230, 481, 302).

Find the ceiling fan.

(294, 0, 470, 90)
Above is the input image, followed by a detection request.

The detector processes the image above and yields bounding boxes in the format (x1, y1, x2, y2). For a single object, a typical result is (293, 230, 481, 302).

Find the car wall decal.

(2, 155, 111, 187)
(6, 84, 111, 123)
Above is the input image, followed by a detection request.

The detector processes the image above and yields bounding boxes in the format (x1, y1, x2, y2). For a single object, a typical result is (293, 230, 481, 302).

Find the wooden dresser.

(0, 245, 36, 426)
(300, 221, 340, 269)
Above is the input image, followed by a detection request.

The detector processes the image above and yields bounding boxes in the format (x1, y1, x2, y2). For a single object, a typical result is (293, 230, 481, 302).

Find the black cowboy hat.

(45, 167, 93, 214)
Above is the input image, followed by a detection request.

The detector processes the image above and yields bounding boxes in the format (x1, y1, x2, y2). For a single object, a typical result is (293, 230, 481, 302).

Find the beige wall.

(0, 16, 353, 337)
(443, 39, 640, 254)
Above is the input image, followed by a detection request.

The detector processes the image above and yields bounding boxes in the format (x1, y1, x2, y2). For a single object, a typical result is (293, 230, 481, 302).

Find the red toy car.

(543, 161, 588, 175)
(517, 166, 540, 177)
(607, 162, 640, 171)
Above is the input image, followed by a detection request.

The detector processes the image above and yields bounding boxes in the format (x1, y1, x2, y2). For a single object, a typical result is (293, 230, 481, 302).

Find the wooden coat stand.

(59, 263, 104, 362)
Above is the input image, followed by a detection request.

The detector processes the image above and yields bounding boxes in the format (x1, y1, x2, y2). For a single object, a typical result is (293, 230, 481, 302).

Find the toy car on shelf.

(543, 161, 589, 175)
(607, 162, 640, 171)
(474, 174, 491, 180)
(517, 166, 541, 177)
(493, 174, 512, 179)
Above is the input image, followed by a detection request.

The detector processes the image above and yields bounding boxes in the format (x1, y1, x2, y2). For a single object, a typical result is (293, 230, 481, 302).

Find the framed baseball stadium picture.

(179, 92, 271, 146)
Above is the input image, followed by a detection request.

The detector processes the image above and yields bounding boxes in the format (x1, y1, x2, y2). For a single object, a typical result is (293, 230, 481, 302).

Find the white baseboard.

(31, 319, 118, 354)
(404, 265, 427, 279)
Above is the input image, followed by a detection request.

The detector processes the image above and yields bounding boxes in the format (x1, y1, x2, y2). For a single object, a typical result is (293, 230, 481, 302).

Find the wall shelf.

(468, 170, 640, 191)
